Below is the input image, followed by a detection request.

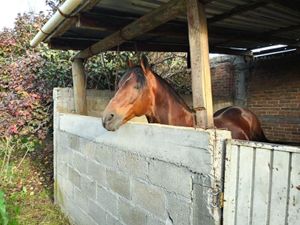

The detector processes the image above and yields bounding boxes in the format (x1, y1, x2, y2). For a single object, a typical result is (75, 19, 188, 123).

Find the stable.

(31, 1, 300, 225)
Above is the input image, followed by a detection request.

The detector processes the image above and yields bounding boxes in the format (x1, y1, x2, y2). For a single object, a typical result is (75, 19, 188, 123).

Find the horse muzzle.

(102, 112, 123, 131)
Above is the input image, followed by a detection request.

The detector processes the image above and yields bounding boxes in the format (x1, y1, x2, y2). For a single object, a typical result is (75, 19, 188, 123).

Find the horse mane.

(152, 71, 193, 113)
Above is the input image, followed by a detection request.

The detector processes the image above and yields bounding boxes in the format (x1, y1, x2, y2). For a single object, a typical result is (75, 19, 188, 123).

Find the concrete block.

(67, 134, 80, 152)
(106, 214, 124, 225)
(57, 160, 68, 177)
(167, 194, 191, 225)
(69, 203, 98, 225)
(119, 200, 147, 225)
(68, 166, 81, 188)
(81, 175, 97, 199)
(57, 174, 74, 199)
(132, 179, 166, 219)
(56, 134, 73, 165)
(82, 141, 97, 159)
(88, 200, 107, 225)
(147, 216, 165, 225)
(117, 151, 149, 180)
(74, 187, 88, 211)
(107, 169, 130, 199)
(192, 184, 214, 225)
(87, 160, 106, 186)
(95, 144, 116, 168)
(72, 152, 87, 174)
(149, 160, 192, 198)
(97, 185, 118, 215)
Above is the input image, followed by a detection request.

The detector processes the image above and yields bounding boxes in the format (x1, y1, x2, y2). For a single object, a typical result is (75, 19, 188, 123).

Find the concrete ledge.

(59, 113, 219, 174)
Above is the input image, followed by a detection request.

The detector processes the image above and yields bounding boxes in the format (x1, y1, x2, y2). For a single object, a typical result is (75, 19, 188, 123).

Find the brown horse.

(103, 56, 267, 141)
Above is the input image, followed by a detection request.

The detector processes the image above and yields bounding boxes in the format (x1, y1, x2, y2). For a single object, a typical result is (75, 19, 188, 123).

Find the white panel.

(269, 151, 290, 225)
(252, 148, 271, 225)
(224, 145, 239, 225)
(288, 153, 300, 225)
(223, 143, 239, 225)
(235, 146, 254, 225)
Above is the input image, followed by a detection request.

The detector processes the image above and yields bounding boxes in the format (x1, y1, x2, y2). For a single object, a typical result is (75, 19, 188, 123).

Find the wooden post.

(72, 58, 87, 115)
(186, 0, 214, 128)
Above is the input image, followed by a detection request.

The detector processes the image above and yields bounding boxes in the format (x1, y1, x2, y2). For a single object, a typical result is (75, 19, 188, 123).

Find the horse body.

(103, 56, 267, 142)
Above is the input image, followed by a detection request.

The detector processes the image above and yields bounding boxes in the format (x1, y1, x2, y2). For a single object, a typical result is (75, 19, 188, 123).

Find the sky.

(0, 0, 49, 30)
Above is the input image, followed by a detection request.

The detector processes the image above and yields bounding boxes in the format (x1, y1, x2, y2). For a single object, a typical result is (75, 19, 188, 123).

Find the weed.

(0, 190, 9, 225)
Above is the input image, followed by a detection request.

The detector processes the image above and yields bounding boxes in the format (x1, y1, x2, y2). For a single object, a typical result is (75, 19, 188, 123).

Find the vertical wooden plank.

(288, 153, 300, 224)
(223, 143, 239, 225)
(252, 148, 272, 225)
(269, 151, 290, 225)
(186, 0, 214, 128)
(72, 58, 87, 115)
(235, 146, 254, 225)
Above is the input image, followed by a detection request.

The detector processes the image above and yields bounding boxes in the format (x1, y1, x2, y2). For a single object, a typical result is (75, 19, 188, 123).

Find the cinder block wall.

(53, 88, 231, 225)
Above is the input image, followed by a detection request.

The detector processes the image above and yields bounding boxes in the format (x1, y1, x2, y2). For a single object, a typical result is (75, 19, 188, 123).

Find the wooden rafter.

(208, 1, 268, 23)
(74, 0, 186, 59)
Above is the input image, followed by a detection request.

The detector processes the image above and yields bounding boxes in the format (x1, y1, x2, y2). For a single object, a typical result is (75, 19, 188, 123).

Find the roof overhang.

(31, 0, 300, 58)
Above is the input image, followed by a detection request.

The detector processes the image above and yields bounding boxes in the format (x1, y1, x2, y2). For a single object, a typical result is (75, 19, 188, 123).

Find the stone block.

(72, 152, 87, 174)
(119, 200, 147, 225)
(88, 199, 107, 225)
(95, 144, 116, 168)
(107, 169, 130, 199)
(167, 194, 191, 225)
(87, 160, 106, 186)
(57, 174, 74, 199)
(81, 175, 97, 199)
(57, 160, 68, 176)
(67, 134, 80, 152)
(192, 184, 214, 225)
(132, 179, 166, 219)
(149, 160, 192, 198)
(106, 214, 124, 225)
(68, 166, 81, 188)
(97, 185, 118, 215)
(147, 216, 165, 225)
(74, 187, 88, 211)
(117, 151, 149, 180)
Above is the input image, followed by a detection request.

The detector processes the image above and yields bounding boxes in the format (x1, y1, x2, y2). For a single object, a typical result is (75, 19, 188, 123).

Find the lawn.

(0, 138, 69, 225)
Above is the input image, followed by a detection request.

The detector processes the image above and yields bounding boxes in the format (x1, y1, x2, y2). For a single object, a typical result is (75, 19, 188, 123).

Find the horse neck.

(146, 74, 194, 127)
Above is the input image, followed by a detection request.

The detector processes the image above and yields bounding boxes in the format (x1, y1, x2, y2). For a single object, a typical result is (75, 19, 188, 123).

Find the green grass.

(0, 139, 70, 225)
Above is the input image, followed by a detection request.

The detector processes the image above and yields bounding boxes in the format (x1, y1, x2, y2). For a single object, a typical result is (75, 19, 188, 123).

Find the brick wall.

(211, 62, 234, 100)
(247, 55, 300, 143)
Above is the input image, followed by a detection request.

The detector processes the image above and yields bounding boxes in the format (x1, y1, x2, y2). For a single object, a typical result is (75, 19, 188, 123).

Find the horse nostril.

(107, 113, 115, 121)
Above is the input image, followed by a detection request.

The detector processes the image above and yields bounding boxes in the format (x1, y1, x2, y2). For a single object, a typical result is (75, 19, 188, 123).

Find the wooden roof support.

(72, 58, 87, 115)
(74, 0, 186, 59)
(187, 0, 214, 129)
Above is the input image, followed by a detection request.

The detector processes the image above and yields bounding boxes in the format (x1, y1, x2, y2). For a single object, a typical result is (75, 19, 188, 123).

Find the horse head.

(102, 56, 153, 131)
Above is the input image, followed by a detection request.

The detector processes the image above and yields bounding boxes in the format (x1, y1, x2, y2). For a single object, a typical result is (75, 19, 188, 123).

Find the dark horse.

(102, 56, 268, 141)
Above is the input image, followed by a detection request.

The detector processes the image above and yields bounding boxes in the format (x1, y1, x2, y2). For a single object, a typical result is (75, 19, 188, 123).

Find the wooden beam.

(265, 0, 300, 12)
(208, 2, 267, 23)
(72, 58, 87, 115)
(187, 0, 214, 129)
(74, 0, 186, 59)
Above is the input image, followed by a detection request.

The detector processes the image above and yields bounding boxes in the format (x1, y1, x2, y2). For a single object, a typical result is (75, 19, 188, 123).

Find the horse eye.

(134, 85, 140, 90)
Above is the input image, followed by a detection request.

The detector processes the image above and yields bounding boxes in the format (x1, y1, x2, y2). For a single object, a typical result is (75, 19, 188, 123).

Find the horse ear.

(140, 55, 150, 74)
(128, 60, 134, 68)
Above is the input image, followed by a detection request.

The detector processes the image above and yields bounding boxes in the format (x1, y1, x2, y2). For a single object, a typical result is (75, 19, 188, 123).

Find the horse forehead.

(119, 72, 134, 87)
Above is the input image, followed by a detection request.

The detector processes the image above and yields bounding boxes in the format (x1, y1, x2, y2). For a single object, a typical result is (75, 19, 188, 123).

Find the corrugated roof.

(42, 0, 300, 56)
